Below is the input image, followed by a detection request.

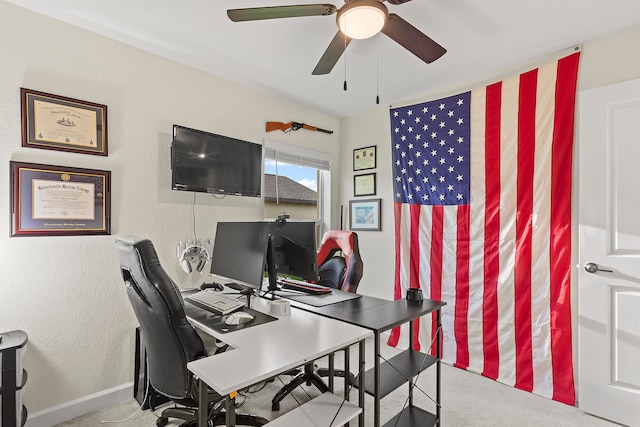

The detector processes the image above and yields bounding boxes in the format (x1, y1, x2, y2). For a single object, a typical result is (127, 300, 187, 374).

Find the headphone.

(179, 244, 210, 273)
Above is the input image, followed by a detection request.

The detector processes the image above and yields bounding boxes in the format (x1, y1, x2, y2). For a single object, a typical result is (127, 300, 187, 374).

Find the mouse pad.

(183, 299, 278, 334)
(278, 289, 362, 307)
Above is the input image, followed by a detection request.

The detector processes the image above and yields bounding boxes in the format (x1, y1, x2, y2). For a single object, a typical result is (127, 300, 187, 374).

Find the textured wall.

(0, 0, 341, 415)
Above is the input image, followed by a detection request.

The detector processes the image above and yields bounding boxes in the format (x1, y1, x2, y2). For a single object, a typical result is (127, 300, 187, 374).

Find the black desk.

(288, 292, 446, 427)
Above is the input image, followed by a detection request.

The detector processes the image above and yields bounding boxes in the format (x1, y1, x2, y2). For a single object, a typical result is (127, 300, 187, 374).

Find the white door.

(579, 78, 640, 427)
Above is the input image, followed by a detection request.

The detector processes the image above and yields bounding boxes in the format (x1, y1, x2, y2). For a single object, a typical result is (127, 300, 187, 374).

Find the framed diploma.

(353, 146, 376, 171)
(349, 198, 381, 231)
(354, 173, 376, 196)
(21, 88, 108, 156)
(10, 162, 111, 236)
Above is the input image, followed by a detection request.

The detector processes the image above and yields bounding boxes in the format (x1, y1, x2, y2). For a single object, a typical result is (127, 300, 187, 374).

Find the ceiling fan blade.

(227, 4, 337, 22)
(312, 31, 352, 75)
(381, 13, 446, 64)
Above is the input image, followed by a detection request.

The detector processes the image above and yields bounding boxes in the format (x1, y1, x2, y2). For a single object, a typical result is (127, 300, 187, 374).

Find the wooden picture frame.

(21, 88, 108, 156)
(354, 173, 376, 197)
(10, 161, 111, 236)
(353, 146, 376, 171)
(349, 198, 381, 231)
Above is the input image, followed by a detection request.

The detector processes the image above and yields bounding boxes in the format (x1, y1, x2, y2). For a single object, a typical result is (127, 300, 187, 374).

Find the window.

(263, 139, 331, 238)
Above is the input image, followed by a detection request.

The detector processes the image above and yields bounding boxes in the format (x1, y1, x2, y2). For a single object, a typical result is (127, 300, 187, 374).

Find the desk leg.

(374, 332, 380, 427)
(409, 319, 415, 407)
(328, 353, 335, 392)
(225, 395, 236, 426)
(344, 347, 350, 400)
(198, 379, 207, 427)
(358, 339, 366, 427)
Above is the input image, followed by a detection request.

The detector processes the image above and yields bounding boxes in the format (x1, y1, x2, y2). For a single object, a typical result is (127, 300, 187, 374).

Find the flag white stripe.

(495, 74, 519, 387)
(530, 60, 557, 399)
(467, 86, 487, 374)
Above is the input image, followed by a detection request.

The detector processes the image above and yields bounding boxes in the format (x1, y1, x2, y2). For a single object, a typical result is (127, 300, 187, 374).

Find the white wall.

(0, 1, 342, 421)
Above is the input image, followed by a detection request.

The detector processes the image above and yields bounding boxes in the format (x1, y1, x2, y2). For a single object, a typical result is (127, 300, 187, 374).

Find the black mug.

(406, 288, 423, 303)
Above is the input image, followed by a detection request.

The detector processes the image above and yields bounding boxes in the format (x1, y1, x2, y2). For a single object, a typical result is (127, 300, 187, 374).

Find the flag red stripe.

(410, 204, 422, 350)
(549, 52, 579, 405)
(388, 202, 405, 347)
(454, 205, 470, 368)
(482, 82, 502, 379)
(514, 69, 537, 392)
(430, 206, 444, 356)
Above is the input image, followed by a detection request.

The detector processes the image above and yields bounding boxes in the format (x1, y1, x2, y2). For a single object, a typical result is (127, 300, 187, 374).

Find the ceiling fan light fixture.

(337, 0, 388, 40)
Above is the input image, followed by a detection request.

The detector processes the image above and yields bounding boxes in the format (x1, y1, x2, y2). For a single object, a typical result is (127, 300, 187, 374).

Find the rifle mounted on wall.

(266, 121, 333, 134)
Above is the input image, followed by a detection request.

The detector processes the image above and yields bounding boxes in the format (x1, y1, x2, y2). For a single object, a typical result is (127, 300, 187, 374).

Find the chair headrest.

(317, 230, 356, 262)
(317, 230, 363, 292)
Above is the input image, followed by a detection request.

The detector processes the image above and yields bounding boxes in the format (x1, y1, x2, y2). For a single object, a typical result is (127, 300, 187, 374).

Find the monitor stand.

(224, 282, 255, 307)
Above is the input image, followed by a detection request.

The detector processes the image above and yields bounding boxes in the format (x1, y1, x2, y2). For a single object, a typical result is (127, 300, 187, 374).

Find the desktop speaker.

(179, 244, 210, 273)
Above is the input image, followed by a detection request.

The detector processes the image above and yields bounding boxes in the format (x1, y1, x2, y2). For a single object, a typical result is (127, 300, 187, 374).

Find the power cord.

(99, 382, 152, 424)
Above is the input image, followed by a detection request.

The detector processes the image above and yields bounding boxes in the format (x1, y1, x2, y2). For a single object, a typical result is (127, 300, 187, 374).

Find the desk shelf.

(358, 349, 437, 398)
(264, 392, 361, 427)
(383, 406, 437, 427)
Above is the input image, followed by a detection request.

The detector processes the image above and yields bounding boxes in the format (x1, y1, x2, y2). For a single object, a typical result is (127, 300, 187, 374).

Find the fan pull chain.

(376, 37, 380, 104)
(343, 22, 348, 91)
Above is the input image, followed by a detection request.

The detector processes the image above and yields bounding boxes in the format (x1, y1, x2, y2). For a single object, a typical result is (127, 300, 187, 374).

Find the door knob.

(584, 263, 613, 273)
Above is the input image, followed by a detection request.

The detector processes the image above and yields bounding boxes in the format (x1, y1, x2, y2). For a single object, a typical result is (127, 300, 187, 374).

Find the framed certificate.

(349, 198, 381, 231)
(353, 146, 376, 171)
(21, 88, 108, 156)
(10, 162, 111, 236)
(354, 173, 376, 196)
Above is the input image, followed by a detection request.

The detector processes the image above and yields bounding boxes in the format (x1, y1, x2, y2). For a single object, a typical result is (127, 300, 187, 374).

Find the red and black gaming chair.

(316, 230, 363, 293)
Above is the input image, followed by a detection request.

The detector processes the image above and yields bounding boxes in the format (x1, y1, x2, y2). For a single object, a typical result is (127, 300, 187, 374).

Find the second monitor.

(266, 220, 318, 293)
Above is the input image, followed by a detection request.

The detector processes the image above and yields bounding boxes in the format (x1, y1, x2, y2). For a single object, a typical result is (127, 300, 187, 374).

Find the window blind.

(263, 139, 331, 171)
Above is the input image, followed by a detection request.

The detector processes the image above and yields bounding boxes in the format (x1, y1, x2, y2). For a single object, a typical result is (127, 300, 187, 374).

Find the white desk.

(187, 296, 372, 427)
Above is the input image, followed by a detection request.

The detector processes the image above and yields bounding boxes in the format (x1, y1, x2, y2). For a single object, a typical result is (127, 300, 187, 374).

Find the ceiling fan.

(227, 0, 446, 75)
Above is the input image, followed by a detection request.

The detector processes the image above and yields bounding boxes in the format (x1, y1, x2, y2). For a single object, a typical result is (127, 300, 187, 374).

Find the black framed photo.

(10, 161, 111, 236)
(21, 88, 108, 156)
(353, 146, 376, 171)
(349, 198, 381, 231)
(354, 173, 376, 197)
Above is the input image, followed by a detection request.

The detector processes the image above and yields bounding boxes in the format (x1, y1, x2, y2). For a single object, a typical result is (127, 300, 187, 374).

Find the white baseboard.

(25, 382, 134, 427)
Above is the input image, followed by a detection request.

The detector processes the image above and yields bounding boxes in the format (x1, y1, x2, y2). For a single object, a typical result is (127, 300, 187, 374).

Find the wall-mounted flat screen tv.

(171, 125, 262, 197)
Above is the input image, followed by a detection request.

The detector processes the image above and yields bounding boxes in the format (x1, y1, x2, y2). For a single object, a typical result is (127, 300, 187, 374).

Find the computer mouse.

(224, 311, 254, 326)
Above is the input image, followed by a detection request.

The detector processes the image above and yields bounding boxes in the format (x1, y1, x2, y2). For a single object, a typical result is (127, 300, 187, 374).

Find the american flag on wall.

(387, 51, 580, 405)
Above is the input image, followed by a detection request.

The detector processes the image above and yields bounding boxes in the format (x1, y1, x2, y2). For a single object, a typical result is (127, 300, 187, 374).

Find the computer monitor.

(209, 221, 271, 292)
(265, 221, 318, 292)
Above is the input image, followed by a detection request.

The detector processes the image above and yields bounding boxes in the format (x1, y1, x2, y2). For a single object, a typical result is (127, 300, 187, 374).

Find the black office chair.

(115, 235, 267, 427)
(271, 230, 364, 411)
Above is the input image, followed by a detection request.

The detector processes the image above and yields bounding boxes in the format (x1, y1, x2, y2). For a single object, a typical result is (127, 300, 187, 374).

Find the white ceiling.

(7, 0, 640, 118)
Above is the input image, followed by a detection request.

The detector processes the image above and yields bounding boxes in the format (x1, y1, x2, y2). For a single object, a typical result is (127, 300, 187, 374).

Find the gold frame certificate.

(10, 162, 111, 236)
(21, 88, 108, 156)
(353, 145, 376, 171)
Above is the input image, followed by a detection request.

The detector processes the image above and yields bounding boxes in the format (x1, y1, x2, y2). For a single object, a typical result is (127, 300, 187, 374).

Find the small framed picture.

(354, 173, 376, 197)
(353, 146, 376, 171)
(10, 161, 111, 236)
(349, 198, 381, 231)
(21, 88, 108, 156)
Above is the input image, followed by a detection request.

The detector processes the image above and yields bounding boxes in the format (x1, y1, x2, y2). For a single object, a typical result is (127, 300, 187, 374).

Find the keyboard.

(278, 278, 332, 295)
(185, 291, 245, 315)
